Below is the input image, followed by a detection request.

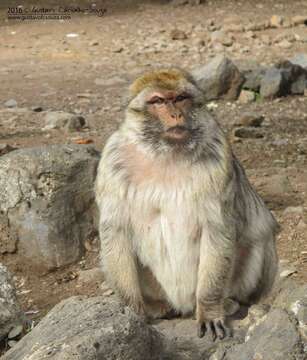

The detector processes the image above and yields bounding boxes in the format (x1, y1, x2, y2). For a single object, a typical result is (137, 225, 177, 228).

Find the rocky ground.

(0, 0, 307, 357)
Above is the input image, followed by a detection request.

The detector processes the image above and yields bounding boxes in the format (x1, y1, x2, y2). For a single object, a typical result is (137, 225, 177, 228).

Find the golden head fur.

(129, 68, 192, 98)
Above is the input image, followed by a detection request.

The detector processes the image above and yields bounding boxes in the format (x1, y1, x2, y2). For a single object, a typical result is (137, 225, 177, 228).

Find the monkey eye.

(147, 96, 165, 105)
(175, 94, 191, 102)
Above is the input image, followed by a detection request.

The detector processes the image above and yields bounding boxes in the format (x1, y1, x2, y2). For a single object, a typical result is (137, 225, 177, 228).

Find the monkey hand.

(196, 303, 231, 341)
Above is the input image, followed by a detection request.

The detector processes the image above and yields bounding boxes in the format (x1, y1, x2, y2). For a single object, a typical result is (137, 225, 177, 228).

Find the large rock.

(260, 67, 286, 99)
(192, 55, 245, 100)
(260, 62, 307, 99)
(243, 66, 267, 92)
(2, 283, 306, 359)
(2, 296, 188, 360)
(0, 264, 23, 340)
(276, 61, 307, 95)
(0, 145, 99, 269)
(225, 309, 304, 360)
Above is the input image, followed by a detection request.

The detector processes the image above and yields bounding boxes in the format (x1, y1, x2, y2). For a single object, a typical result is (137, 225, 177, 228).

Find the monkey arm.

(196, 200, 236, 340)
(98, 193, 145, 315)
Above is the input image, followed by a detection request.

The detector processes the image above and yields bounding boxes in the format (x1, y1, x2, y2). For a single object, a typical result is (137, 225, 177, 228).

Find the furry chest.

(130, 193, 201, 313)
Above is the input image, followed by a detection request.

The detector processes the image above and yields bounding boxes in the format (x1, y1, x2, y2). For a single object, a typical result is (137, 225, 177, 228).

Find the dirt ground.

(0, 0, 307, 332)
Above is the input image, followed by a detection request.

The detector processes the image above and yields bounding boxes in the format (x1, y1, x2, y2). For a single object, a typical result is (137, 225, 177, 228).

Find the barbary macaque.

(95, 68, 279, 340)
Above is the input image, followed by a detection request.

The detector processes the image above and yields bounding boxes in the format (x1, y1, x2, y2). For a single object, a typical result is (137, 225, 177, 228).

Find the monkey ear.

(127, 89, 150, 112)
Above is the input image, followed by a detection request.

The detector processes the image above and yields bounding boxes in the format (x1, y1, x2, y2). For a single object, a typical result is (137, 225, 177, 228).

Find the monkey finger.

(215, 319, 232, 339)
(208, 321, 217, 342)
(197, 322, 207, 338)
(214, 320, 226, 340)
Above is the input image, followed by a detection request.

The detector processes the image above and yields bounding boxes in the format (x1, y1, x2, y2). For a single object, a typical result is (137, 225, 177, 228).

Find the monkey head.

(126, 68, 208, 155)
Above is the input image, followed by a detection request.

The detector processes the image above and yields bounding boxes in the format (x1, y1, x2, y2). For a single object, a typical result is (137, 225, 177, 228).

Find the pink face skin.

(146, 91, 193, 141)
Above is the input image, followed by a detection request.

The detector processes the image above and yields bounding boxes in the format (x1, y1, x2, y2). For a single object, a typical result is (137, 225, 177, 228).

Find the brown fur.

(129, 68, 190, 97)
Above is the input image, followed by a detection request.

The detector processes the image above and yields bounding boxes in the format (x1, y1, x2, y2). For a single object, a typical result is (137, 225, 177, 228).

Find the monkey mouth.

(163, 126, 191, 142)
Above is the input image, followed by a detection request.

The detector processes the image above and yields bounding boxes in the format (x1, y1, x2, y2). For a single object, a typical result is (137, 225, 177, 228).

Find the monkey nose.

(171, 112, 183, 120)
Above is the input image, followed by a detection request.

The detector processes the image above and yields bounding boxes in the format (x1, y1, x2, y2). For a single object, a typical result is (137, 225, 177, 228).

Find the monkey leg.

(138, 265, 176, 320)
(196, 232, 236, 341)
(100, 225, 145, 316)
(230, 237, 278, 305)
(248, 237, 278, 303)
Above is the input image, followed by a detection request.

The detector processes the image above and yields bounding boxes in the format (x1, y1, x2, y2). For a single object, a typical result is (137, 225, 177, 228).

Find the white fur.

(96, 125, 277, 314)
(99, 135, 228, 313)
(130, 181, 202, 313)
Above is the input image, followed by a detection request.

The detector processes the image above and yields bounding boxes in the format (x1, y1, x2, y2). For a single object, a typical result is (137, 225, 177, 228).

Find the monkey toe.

(197, 319, 231, 341)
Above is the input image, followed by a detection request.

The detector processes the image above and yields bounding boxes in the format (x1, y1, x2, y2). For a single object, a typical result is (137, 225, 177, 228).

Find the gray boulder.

(2, 296, 189, 360)
(225, 309, 304, 360)
(276, 61, 307, 95)
(0, 145, 99, 269)
(0, 264, 23, 340)
(260, 67, 286, 99)
(243, 66, 267, 92)
(260, 62, 307, 99)
(192, 55, 245, 100)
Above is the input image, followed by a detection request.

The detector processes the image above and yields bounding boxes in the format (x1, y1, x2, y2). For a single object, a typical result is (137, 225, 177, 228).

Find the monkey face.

(139, 91, 204, 154)
(126, 68, 211, 156)
(145, 91, 194, 144)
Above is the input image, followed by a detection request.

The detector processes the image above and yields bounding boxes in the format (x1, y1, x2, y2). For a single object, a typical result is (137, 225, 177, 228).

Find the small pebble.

(4, 99, 17, 108)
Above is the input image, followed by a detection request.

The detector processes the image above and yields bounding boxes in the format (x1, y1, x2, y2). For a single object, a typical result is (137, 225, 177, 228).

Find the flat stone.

(233, 127, 264, 139)
(234, 113, 264, 127)
(4, 99, 17, 108)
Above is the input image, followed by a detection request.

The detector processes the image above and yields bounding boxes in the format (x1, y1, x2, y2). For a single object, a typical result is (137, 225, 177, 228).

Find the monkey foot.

(197, 319, 231, 341)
